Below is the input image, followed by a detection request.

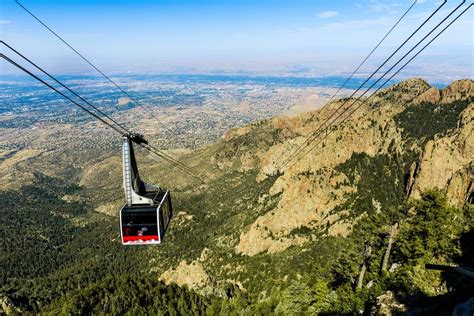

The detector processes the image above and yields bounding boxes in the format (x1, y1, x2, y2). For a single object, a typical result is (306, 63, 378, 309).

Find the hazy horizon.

(1, 0, 473, 80)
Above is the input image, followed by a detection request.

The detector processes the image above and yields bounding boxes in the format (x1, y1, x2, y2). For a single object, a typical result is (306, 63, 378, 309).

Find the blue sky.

(0, 0, 472, 78)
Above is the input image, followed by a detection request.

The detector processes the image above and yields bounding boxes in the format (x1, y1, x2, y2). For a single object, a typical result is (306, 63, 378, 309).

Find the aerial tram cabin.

(120, 135, 172, 245)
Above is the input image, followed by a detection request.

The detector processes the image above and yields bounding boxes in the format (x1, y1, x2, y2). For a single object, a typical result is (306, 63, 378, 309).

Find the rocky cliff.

(215, 79, 472, 256)
(155, 79, 474, 294)
(1, 78, 472, 301)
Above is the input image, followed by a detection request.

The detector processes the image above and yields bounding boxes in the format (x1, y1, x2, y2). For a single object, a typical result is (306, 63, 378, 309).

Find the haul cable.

(0, 52, 205, 182)
(284, 3, 472, 171)
(16, 0, 179, 137)
(278, 0, 448, 170)
(307, 0, 417, 121)
(1, 40, 133, 135)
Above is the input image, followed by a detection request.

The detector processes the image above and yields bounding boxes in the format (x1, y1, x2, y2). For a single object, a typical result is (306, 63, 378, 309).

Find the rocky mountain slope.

(148, 78, 472, 294)
(225, 78, 473, 257)
(1, 78, 472, 313)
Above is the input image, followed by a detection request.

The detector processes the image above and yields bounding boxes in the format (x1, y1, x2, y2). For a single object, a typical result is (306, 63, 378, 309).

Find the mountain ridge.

(198, 78, 473, 257)
(0, 78, 473, 314)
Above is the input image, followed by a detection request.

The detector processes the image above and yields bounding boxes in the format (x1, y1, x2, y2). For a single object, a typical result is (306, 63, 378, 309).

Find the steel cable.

(16, 0, 179, 137)
(278, 0, 448, 170)
(284, 3, 472, 171)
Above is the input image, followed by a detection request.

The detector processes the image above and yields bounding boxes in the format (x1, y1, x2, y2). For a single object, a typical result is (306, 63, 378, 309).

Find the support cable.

(0, 51, 205, 181)
(1, 40, 133, 135)
(307, 0, 417, 122)
(283, 3, 472, 171)
(278, 0, 448, 170)
(0, 53, 126, 135)
(278, 0, 447, 170)
(16, 0, 179, 137)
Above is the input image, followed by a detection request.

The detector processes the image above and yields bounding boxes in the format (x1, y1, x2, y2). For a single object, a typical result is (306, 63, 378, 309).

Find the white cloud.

(318, 16, 393, 32)
(318, 11, 338, 19)
(0, 20, 11, 25)
(368, 0, 406, 13)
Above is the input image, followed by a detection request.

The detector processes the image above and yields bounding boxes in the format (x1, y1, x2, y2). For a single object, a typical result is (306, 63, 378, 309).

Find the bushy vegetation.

(327, 190, 473, 313)
(203, 191, 472, 315)
(2, 88, 472, 314)
(334, 152, 408, 218)
(45, 275, 211, 315)
(0, 174, 87, 285)
(206, 191, 471, 315)
(395, 98, 472, 140)
(5, 177, 469, 315)
(0, 175, 213, 313)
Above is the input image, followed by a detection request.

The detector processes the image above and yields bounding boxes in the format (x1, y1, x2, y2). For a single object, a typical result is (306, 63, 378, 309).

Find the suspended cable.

(202, 4, 473, 235)
(140, 143, 207, 183)
(283, 3, 472, 171)
(1, 40, 133, 135)
(378, 3, 473, 97)
(307, 0, 417, 122)
(278, 0, 448, 170)
(16, 0, 179, 137)
(212, 1, 419, 194)
(0, 53, 126, 135)
(283, 0, 467, 171)
(279, 0, 447, 170)
(0, 50, 205, 182)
